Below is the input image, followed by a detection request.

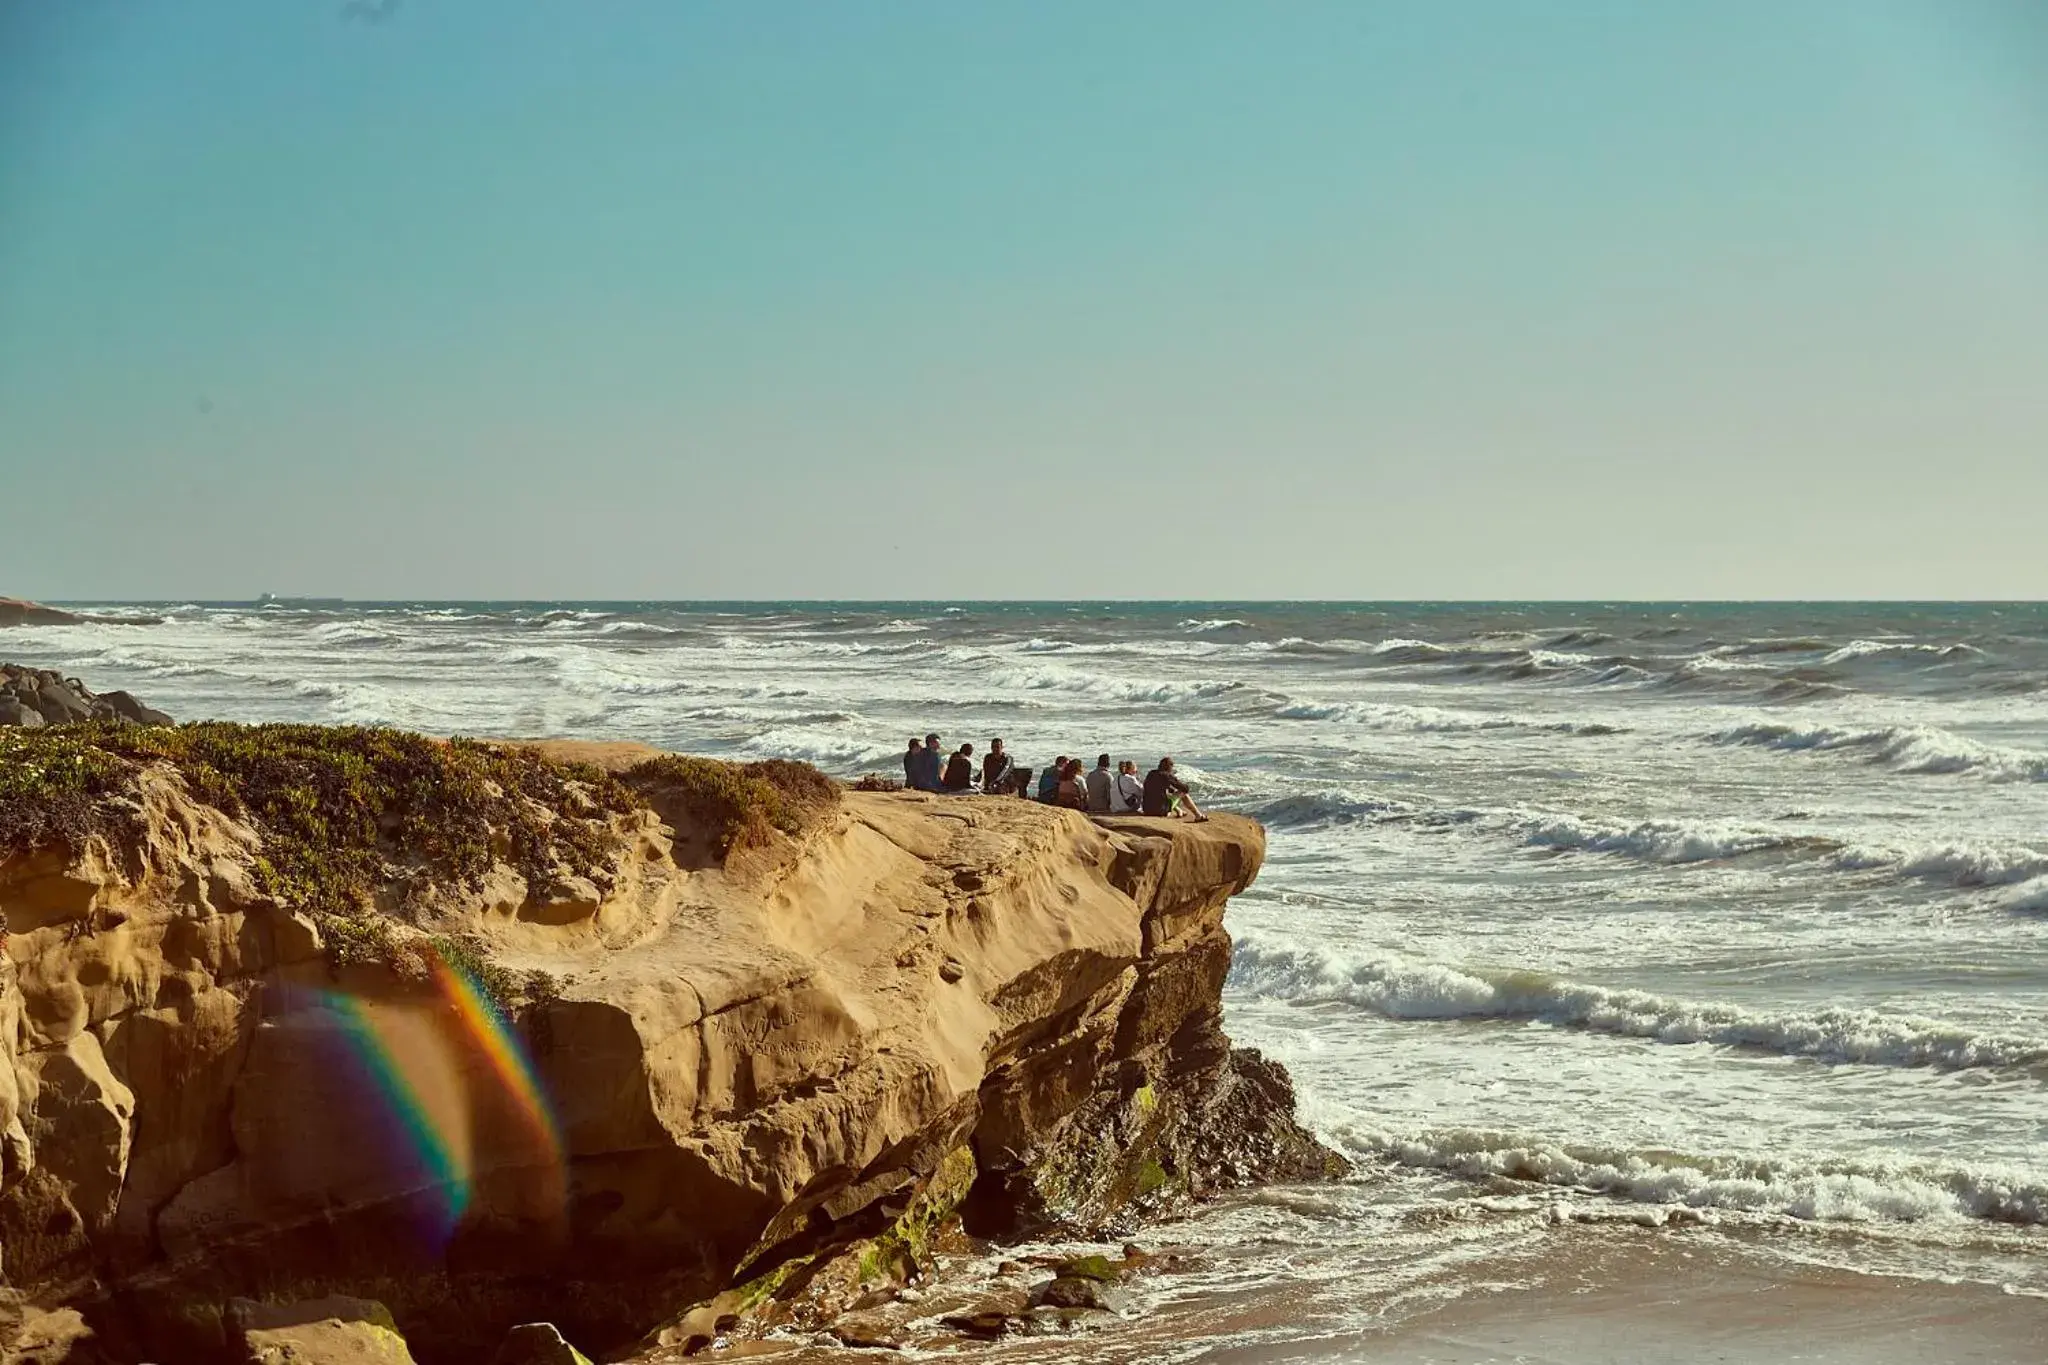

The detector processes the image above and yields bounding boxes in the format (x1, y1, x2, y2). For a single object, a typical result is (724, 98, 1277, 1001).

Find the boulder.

(0, 669, 172, 727)
(0, 697, 44, 728)
(1028, 1275, 1131, 1312)
(1051, 1253, 1123, 1283)
(491, 1321, 594, 1365)
(23, 686, 89, 725)
(232, 1297, 417, 1364)
(98, 690, 174, 726)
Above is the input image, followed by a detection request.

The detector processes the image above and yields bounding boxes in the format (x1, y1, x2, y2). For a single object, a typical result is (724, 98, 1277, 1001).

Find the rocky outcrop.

(0, 601, 83, 629)
(0, 602, 162, 630)
(0, 738, 1338, 1363)
(0, 668, 172, 729)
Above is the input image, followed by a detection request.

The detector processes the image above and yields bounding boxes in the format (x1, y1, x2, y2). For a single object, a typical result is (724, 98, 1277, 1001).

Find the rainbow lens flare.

(279, 943, 567, 1251)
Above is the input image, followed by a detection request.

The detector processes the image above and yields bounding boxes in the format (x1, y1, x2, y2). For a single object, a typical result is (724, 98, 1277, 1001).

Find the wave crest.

(1708, 722, 2048, 782)
(1319, 1121, 2048, 1226)
(1228, 934, 2048, 1072)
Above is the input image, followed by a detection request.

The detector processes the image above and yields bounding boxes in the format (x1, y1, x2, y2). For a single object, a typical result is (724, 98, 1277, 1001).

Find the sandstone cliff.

(0, 730, 1337, 1363)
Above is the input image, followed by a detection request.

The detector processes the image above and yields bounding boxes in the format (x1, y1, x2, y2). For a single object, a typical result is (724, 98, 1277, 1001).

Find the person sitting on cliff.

(1142, 757, 1206, 820)
(908, 733, 945, 792)
(902, 737, 924, 788)
(942, 742, 977, 792)
(980, 738, 1014, 794)
(1038, 756, 1068, 803)
(1056, 758, 1092, 810)
(1112, 759, 1144, 813)
(1085, 754, 1115, 813)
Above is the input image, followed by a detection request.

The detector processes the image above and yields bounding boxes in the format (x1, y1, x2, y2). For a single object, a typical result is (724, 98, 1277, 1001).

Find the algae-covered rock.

(491, 1321, 594, 1365)
(1029, 1275, 1130, 1313)
(233, 1296, 416, 1364)
(1052, 1254, 1122, 1283)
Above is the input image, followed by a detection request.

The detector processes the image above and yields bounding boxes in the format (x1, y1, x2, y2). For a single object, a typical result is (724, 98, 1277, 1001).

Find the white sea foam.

(304, 621, 397, 646)
(1317, 1121, 2048, 1226)
(1369, 638, 1454, 660)
(1272, 700, 1519, 730)
(551, 651, 702, 698)
(1520, 815, 1799, 864)
(1823, 639, 1981, 666)
(737, 727, 901, 768)
(594, 619, 688, 637)
(1228, 934, 2048, 1071)
(1181, 618, 1253, 633)
(684, 705, 862, 726)
(1708, 722, 2048, 782)
(1253, 790, 1413, 828)
(1834, 841, 2048, 889)
(987, 664, 1246, 706)
(2003, 878, 2048, 914)
(1509, 813, 2048, 890)
(1525, 649, 1593, 669)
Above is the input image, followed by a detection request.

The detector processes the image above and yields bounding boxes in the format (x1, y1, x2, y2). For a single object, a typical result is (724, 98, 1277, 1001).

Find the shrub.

(0, 723, 636, 917)
(1, 726, 837, 992)
(619, 754, 838, 857)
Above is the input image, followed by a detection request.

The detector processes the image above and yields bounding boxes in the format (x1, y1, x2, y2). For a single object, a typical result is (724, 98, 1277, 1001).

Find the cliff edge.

(0, 729, 1339, 1363)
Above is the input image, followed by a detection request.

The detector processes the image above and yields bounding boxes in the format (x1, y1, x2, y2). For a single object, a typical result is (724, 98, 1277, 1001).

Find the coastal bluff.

(0, 730, 1339, 1363)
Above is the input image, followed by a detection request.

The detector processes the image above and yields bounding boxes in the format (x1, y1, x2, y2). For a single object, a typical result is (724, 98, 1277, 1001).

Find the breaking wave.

(1316, 1121, 2048, 1226)
(1229, 935, 2048, 1073)
(1272, 699, 1518, 731)
(1251, 790, 1412, 828)
(1822, 639, 1983, 666)
(1520, 816, 1812, 864)
(986, 665, 1248, 706)
(1708, 722, 2048, 782)
(1515, 814, 2048, 890)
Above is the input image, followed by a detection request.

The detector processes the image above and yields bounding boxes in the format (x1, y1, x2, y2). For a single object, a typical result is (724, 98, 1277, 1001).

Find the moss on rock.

(0, 723, 838, 1007)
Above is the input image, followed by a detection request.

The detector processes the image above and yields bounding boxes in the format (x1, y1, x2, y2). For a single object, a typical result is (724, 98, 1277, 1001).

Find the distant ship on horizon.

(255, 593, 348, 607)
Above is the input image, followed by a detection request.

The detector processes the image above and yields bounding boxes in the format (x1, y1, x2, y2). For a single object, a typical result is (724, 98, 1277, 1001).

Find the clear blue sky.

(2, 1, 2043, 600)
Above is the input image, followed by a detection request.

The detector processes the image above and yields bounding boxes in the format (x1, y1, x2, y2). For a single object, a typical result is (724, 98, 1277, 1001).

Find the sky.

(1, 1, 2044, 601)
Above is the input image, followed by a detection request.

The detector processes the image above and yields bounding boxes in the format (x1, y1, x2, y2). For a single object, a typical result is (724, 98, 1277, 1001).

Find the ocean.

(7, 600, 2045, 1354)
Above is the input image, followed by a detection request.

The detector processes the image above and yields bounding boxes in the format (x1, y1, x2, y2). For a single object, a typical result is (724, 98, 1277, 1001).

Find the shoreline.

(1315, 1233, 2047, 1365)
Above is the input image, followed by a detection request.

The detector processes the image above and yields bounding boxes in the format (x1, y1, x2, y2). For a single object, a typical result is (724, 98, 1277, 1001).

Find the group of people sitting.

(900, 735, 1206, 820)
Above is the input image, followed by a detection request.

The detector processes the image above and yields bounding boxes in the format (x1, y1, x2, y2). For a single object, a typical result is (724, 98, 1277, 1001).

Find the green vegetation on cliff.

(0, 722, 838, 918)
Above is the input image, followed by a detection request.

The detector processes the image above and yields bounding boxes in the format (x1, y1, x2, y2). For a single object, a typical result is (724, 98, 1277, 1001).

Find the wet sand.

(1201, 1236, 2048, 1365)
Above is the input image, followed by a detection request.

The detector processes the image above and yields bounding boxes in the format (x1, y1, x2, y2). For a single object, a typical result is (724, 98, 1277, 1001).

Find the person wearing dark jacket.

(908, 733, 944, 792)
(980, 738, 1014, 794)
(1141, 756, 1205, 820)
(942, 742, 976, 792)
(903, 737, 924, 788)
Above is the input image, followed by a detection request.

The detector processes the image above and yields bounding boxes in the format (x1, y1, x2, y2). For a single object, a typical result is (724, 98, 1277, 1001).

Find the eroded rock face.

(0, 758, 1337, 1363)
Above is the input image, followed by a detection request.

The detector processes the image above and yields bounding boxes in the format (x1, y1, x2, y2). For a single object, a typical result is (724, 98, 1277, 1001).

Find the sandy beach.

(1198, 1233, 2048, 1365)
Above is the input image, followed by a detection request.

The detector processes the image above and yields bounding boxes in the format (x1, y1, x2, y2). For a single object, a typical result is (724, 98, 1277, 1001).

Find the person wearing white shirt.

(1112, 760, 1144, 813)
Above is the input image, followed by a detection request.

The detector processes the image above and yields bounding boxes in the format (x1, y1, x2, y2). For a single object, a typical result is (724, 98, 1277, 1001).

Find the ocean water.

(7, 601, 2046, 1343)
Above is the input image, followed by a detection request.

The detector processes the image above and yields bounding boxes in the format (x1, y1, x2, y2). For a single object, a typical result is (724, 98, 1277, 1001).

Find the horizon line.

(29, 597, 2048, 608)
